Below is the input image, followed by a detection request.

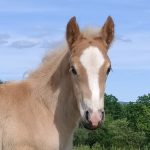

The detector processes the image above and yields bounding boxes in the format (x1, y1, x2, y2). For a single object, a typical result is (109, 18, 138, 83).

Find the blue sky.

(0, 0, 150, 101)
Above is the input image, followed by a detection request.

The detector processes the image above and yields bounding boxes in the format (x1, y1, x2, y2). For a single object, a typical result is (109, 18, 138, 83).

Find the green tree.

(126, 94, 150, 147)
(108, 118, 146, 148)
(105, 94, 124, 119)
(137, 94, 150, 105)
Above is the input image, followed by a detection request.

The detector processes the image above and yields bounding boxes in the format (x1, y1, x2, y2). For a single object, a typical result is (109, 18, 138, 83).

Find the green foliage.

(104, 94, 124, 119)
(73, 93, 150, 149)
(108, 118, 146, 148)
(137, 94, 150, 105)
(126, 94, 150, 146)
(0, 80, 3, 84)
(73, 128, 88, 146)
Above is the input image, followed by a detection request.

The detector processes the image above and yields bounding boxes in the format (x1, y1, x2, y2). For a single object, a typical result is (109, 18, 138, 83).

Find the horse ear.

(66, 16, 80, 49)
(101, 16, 114, 48)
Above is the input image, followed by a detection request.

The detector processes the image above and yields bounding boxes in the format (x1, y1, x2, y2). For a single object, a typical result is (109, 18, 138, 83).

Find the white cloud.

(0, 33, 10, 40)
(116, 35, 132, 43)
(11, 40, 39, 49)
(0, 40, 8, 45)
(41, 39, 64, 49)
(0, 33, 10, 45)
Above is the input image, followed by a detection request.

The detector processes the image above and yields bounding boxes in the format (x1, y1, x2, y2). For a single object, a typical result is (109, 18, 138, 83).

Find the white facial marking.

(80, 46, 105, 112)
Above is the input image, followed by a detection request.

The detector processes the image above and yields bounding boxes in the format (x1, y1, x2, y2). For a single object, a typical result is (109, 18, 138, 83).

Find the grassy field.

(73, 145, 150, 150)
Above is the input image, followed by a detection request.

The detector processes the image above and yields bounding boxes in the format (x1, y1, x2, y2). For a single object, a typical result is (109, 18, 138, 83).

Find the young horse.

(0, 16, 114, 150)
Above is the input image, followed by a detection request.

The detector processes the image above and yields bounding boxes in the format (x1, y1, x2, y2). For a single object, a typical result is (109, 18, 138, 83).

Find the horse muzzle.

(81, 109, 105, 130)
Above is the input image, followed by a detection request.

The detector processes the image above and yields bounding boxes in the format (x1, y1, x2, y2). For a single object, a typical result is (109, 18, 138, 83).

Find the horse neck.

(30, 51, 80, 130)
(51, 52, 80, 130)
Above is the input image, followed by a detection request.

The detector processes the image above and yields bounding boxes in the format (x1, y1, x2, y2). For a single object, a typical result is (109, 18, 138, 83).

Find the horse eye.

(70, 66, 77, 75)
(107, 67, 111, 75)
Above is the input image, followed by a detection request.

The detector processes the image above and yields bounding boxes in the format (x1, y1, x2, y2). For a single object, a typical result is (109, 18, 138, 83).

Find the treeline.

(73, 94, 150, 149)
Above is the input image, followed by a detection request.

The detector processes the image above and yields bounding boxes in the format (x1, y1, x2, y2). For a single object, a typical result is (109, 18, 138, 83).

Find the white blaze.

(80, 46, 105, 111)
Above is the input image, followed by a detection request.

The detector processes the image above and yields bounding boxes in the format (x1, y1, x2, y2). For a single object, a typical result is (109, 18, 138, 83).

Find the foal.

(0, 16, 114, 150)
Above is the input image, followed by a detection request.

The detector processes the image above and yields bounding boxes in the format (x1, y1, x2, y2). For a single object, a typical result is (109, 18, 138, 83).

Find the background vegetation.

(73, 93, 150, 150)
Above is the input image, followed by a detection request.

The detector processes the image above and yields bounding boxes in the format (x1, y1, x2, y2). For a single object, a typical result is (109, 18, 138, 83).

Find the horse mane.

(28, 43, 68, 79)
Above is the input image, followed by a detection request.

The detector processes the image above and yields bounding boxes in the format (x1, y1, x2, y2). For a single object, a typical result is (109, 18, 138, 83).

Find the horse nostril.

(85, 111, 89, 121)
(98, 109, 105, 121)
(101, 111, 105, 120)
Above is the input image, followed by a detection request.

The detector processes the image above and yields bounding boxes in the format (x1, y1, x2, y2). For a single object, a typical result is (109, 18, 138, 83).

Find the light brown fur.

(0, 16, 114, 150)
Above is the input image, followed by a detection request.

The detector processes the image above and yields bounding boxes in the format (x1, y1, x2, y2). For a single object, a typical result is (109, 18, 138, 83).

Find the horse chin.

(81, 120, 100, 130)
